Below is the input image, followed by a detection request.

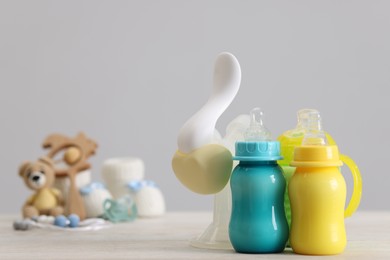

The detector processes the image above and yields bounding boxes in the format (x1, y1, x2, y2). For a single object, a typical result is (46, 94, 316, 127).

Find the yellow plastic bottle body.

(289, 166, 347, 255)
(278, 132, 336, 229)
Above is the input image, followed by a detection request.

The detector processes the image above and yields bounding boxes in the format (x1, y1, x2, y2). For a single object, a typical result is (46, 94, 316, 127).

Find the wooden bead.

(64, 147, 81, 165)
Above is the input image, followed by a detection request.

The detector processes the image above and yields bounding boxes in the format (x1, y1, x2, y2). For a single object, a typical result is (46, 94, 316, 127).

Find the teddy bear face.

(19, 157, 56, 191)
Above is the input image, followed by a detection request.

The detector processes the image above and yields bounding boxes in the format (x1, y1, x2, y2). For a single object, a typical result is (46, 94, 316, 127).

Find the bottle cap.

(234, 141, 282, 161)
(234, 108, 282, 161)
(291, 145, 342, 167)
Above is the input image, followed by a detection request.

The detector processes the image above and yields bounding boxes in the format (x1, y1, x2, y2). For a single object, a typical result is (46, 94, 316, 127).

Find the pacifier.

(172, 52, 241, 194)
(103, 195, 137, 223)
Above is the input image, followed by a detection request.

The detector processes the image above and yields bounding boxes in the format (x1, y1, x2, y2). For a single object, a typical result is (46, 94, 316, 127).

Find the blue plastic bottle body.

(229, 161, 289, 253)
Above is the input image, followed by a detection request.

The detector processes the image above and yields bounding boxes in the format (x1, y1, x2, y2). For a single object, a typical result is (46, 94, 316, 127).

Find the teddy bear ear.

(19, 161, 31, 177)
(38, 156, 55, 168)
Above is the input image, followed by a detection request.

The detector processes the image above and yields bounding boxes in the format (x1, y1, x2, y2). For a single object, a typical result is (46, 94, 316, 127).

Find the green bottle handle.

(340, 154, 362, 218)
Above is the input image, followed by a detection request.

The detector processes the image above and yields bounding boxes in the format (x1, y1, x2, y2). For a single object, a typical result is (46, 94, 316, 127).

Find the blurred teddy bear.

(19, 156, 64, 218)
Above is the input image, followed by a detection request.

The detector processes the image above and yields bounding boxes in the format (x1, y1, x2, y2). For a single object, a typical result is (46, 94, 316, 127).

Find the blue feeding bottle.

(229, 108, 289, 253)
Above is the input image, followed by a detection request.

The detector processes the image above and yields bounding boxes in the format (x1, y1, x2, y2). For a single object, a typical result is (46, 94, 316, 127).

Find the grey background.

(0, 0, 388, 213)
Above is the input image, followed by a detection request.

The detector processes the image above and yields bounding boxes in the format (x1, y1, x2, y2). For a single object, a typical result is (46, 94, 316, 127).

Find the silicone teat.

(244, 108, 272, 141)
(285, 109, 318, 136)
(301, 110, 328, 146)
(297, 109, 318, 130)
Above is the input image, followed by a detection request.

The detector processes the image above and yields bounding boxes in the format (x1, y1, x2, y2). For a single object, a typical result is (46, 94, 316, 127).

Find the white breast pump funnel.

(190, 184, 232, 249)
(190, 114, 250, 250)
(171, 52, 242, 249)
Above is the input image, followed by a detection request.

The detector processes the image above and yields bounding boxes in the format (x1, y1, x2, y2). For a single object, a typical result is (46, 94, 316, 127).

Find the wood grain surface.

(0, 212, 389, 259)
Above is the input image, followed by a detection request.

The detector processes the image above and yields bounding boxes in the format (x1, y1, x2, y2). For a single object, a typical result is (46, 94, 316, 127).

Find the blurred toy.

(128, 180, 165, 217)
(80, 182, 112, 218)
(54, 214, 80, 228)
(103, 195, 137, 223)
(19, 156, 64, 218)
(102, 157, 145, 199)
(13, 219, 35, 231)
(54, 169, 91, 203)
(32, 215, 55, 224)
(43, 132, 98, 220)
(13, 215, 109, 231)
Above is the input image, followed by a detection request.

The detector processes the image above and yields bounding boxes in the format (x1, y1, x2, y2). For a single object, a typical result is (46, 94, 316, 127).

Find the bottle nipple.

(301, 110, 328, 146)
(244, 108, 272, 141)
(297, 109, 319, 129)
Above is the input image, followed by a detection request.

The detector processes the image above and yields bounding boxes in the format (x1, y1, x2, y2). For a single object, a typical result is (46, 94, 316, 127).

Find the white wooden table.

(0, 212, 389, 259)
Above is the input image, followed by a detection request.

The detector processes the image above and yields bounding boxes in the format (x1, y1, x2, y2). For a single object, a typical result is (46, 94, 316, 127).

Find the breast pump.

(172, 52, 242, 249)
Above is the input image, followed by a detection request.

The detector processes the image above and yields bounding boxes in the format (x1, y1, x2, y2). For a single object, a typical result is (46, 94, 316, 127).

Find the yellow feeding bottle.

(278, 109, 336, 230)
(288, 112, 362, 255)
